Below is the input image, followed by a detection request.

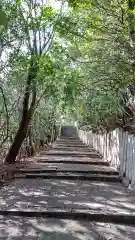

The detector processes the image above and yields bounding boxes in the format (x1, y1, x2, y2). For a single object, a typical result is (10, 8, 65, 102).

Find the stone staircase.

(0, 134, 135, 239)
(19, 136, 120, 183)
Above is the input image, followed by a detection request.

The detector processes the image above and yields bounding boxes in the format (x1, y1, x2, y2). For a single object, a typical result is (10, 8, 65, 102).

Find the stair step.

(56, 140, 83, 143)
(56, 144, 89, 147)
(57, 146, 88, 148)
(16, 168, 119, 175)
(56, 139, 84, 144)
(53, 147, 95, 152)
(36, 159, 109, 166)
(58, 138, 80, 140)
(0, 209, 134, 225)
(17, 173, 121, 182)
(46, 152, 101, 158)
(56, 144, 88, 146)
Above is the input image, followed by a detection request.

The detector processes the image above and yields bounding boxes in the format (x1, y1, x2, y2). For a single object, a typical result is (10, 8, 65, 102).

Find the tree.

(4, 0, 59, 163)
(0, 0, 135, 164)
(59, 0, 135, 131)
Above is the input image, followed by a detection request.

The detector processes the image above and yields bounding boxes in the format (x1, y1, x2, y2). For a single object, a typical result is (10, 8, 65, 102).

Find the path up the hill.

(0, 135, 135, 239)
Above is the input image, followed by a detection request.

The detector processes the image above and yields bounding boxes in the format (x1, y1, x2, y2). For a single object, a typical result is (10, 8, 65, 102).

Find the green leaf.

(42, 6, 55, 20)
(68, 0, 92, 8)
(16, 0, 21, 3)
(0, 7, 7, 28)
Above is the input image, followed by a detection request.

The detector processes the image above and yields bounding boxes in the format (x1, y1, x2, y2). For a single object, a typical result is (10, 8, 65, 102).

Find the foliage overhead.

(0, 0, 135, 162)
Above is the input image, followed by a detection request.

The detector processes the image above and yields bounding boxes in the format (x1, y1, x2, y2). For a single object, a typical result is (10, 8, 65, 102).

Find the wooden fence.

(78, 128, 135, 185)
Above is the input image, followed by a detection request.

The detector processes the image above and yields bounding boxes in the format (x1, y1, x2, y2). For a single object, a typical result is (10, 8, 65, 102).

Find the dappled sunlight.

(0, 216, 133, 240)
(35, 154, 98, 162)
(0, 178, 134, 216)
(0, 0, 135, 234)
(0, 215, 133, 240)
(0, 216, 106, 239)
(19, 189, 46, 197)
(93, 222, 135, 240)
(29, 218, 98, 240)
(61, 180, 76, 185)
(120, 202, 135, 210)
(0, 136, 135, 238)
(4, 226, 22, 237)
(29, 219, 67, 233)
(74, 202, 104, 209)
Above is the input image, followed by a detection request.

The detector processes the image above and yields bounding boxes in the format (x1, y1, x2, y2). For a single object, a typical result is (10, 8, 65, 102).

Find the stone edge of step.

(0, 209, 134, 225)
(35, 160, 109, 166)
(14, 173, 121, 183)
(14, 169, 119, 176)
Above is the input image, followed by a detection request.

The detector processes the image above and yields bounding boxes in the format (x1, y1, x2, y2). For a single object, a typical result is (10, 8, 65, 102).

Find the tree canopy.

(0, 0, 135, 162)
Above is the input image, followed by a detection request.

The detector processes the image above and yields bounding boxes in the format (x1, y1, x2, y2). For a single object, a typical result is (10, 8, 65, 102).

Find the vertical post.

(131, 136, 135, 184)
(123, 131, 128, 176)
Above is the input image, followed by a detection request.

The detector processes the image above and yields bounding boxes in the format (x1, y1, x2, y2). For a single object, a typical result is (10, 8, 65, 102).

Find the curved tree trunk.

(5, 117, 30, 163)
(5, 59, 37, 163)
(5, 96, 36, 163)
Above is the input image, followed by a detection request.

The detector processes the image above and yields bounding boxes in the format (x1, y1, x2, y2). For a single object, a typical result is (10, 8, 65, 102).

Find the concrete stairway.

(0, 134, 135, 239)
(19, 136, 120, 183)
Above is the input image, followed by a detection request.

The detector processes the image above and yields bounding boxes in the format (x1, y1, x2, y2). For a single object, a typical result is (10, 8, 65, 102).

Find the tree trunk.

(54, 124, 57, 141)
(5, 101, 36, 163)
(128, 0, 135, 41)
(5, 56, 37, 163)
(51, 124, 54, 143)
(27, 127, 35, 157)
(5, 90, 36, 163)
(5, 117, 30, 163)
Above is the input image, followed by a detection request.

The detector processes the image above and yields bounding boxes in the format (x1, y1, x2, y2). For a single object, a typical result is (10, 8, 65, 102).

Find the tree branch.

(0, 86, 9, 148)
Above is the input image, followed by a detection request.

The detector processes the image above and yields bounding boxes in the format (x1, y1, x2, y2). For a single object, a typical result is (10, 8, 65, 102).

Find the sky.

(36, 0, 62, 10)
(0, 0, 68, 80)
